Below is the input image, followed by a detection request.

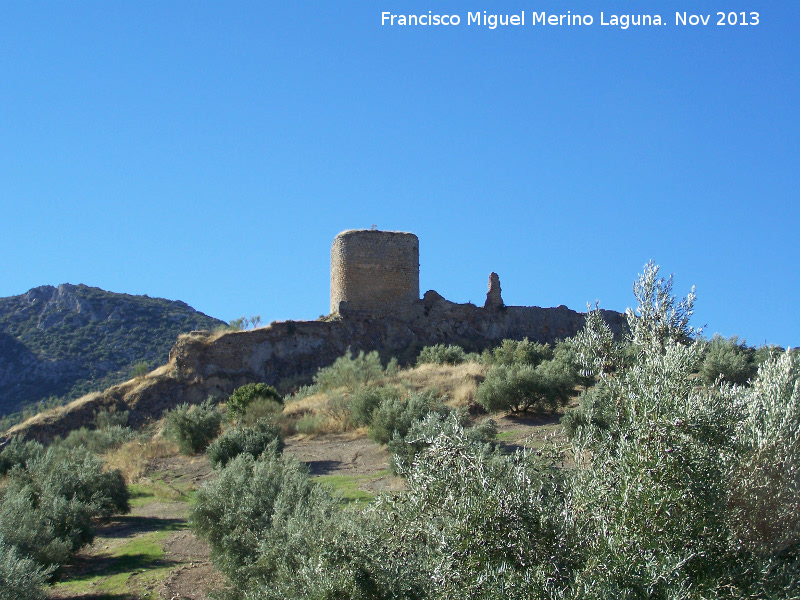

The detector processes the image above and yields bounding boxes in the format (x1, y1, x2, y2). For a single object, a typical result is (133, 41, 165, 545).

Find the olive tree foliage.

(476, 361, 575, 414)
(0, 445, 130, 568)
(0, 538, 52, 600)
(163, 400, 223, 455)
(729, 350, 800, 558)
(416, 343, 468, 366)
(190, 451, 418, 600)
(374, 414, 579, 600)
(313, 349, 395, 393)
(564, 262, 799, 597)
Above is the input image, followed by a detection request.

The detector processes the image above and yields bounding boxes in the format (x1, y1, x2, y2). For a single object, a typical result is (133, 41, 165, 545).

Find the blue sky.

(1, 1, 798, 347)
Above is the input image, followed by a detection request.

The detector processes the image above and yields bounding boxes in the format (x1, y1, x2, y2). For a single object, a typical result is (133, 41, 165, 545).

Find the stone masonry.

(484, 272, 503, 309)
(330, 229, 420, 318)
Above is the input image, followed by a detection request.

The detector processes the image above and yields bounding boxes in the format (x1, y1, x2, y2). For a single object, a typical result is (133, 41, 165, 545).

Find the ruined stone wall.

(330, 230, 420, 318)
(7, 299, 628, 443)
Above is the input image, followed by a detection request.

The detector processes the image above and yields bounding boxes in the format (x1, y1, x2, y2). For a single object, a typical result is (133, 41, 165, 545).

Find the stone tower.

(330, 229, 420, 318)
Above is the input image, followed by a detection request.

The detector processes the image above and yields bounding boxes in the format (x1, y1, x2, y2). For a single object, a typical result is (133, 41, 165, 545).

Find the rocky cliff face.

(0, 284, 225, 416)
(6, 290, 626, 443)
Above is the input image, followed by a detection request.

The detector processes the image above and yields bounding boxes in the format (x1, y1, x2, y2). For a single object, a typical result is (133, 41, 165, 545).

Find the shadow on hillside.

(100, 515, 186, 539)
(51, 594, 139, 600)
(499, 411, 563, 428)
(56, 551, 180, 584)
(306, 459, 342, 475)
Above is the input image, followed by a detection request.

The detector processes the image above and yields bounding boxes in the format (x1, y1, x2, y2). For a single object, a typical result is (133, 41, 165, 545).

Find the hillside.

(0, 284, 225, 417)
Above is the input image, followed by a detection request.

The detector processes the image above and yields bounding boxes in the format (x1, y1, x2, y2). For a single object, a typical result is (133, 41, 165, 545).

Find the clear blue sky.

(1, 1, 798, 347)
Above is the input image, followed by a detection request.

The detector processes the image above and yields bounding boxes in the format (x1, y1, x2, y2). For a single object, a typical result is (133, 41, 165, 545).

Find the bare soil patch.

(284, 431, 391, 476)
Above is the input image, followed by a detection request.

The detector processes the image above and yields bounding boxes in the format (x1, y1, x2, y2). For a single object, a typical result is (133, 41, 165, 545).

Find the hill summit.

(0, 283, 224, 416)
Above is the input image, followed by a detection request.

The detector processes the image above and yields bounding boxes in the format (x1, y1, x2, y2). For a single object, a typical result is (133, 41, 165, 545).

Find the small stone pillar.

(484, 272, 504, 309)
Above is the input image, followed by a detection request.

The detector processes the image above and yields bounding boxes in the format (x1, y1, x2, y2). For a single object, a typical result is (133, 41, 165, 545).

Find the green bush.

(488, 337, 552, 367)
(417, 343, 467, 366)
(387, 411, 497, 473)
(375, 418, 577, 599)
(206, 419, 284, 468)
(0, 437, 44, 476)
(476, 359, 575, 414)
(190, 452, 338, 589)
(94, 406, 129, 429)
(238, 397, 284, 428)
(131, 360, 149, 378)
(0, 539, 52, 599)
(560, 382, 616, 445)
(313, 349, 395, 392)
(294, 413, 326, 435)
(701, 334, 758, 386)
(368, 390, 446, 445)
(55, 425, 137, 454)
(346, 384, 402, 427)
(163, 400, 222, 455)
(227, 383, 282, 422)
(563, 262, 799, 598)
(728, 350, 800, 557)
(0, 446, 129, 567)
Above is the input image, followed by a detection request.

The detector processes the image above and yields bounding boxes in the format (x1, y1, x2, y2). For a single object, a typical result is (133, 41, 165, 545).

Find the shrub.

(387, 411, 497, 473)
(227, 383, 282, 422)
(728, 350, 800, 557)
(24, 446, 130, 518)
(0, 538, 52, 599)
(701, 334, 758, 386)
(206, 419, 284, 468)
(0, 437, 44, 476)
(190, 452, 338, 589)
(238, 397, 285, 428)
(560, 382, 616, 445)
(476, 359, 575, 414)
(368, 390, 447, 445)
(55, 425, 137, 454)
(313, 349, 395, 392)
(163, 400, 222, 455)
(0, 446, 130, 567)
(131, 360, 149, 378)
(94, 406, 129, 429)
(562, 262, 799, 597)
(347, 384, 403, 427)
(294, 413, 327, 435)
(488, 338, 552, 367)
(417, 344, 467, 366)
(375, 418, 578, 599)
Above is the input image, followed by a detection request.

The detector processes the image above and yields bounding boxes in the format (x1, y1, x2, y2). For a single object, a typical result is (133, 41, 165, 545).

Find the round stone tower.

(330, 229, 420, 318)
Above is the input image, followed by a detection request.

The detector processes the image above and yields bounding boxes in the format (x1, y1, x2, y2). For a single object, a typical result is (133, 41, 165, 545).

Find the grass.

(48, 531, 177, 598)
(495, 430, 520, 442)
(391, 361, 487, 407)
(281, 361, 489, 437)
(313, 471, 392, 506)
(104, 436, 178, 483)
(128, 480, 190, 507)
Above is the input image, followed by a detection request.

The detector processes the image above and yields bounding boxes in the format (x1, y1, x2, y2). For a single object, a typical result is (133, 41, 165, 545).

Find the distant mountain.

(0, 284, 225, 417)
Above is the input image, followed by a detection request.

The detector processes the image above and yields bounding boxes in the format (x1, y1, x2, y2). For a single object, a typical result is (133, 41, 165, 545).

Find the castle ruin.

(330, 230, 420, 318)
(8, 228, 627, 443)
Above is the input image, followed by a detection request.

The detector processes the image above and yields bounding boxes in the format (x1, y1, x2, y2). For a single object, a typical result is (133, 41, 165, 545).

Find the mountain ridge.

(0, 283, 225, 417)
